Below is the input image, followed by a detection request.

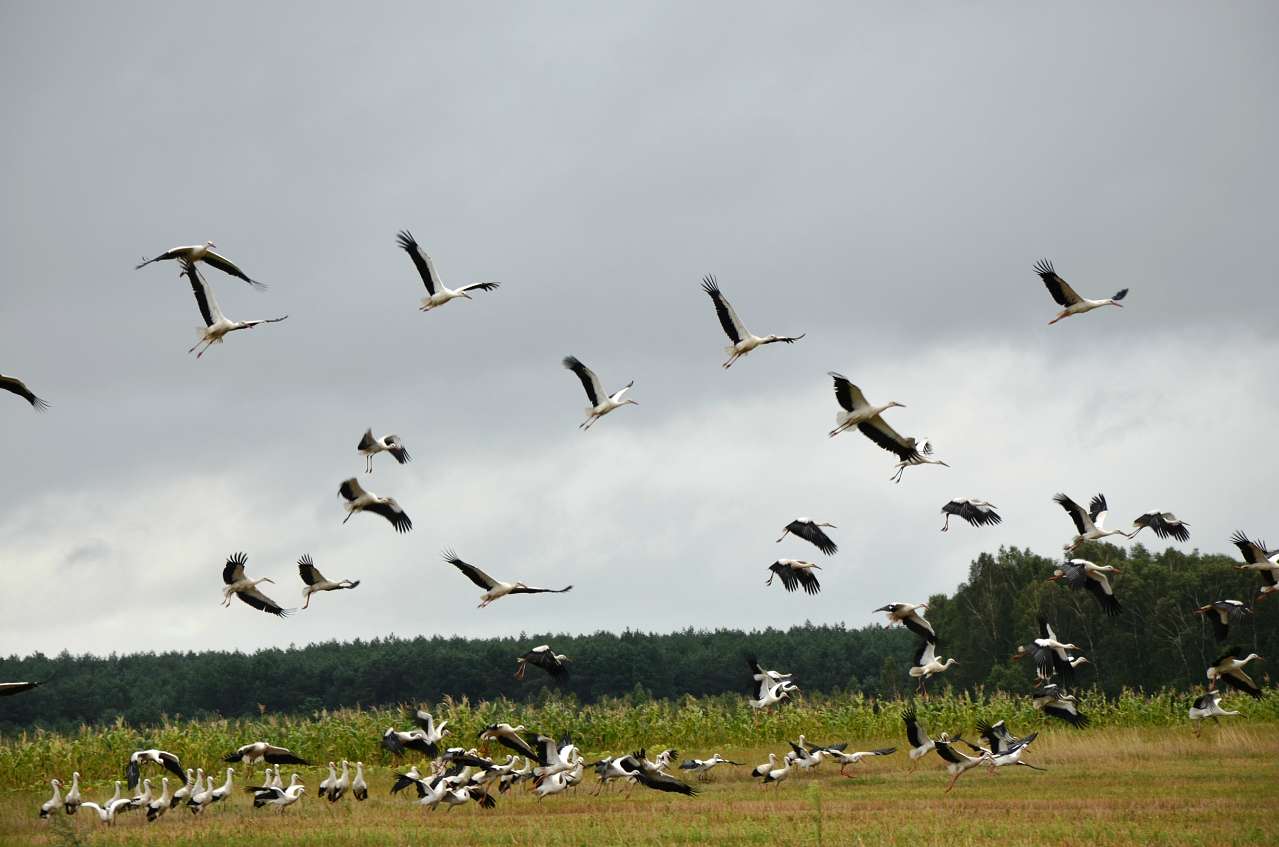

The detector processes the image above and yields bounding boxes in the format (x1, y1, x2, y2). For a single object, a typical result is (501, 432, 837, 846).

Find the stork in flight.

(224, 742, 309, 768)
(0, 374, 49, 411)
(443, 550, 572, 607)
(1054, 493, 1132, 551)
(909, 640, 958, 695)
(221, 553, 291, 617)
(396, 230, 500, 311)
(1231, 531, 1279, 601)
(700, 275, 803, 368)
(1207, 649, 1264, 699)
(776, 518, 838, 555)
(338, 477, 412, 533)
(516, 645, 570, 679)
(357, 429, 411, 473)
(940, 499, 1001, 532)
(137, 241, 265, 289)
(1193, 600, 1252, 642)
(180, 259, 286, 358)
(766, 560, 822, 595)
(1011, 618, 1088, 683)
(875, 602, 936, 643)
(890, 437, 949, 483)
(1048, 558, 1122, 616)
(1129, 511, 1190, 543)
(1032, 682, 1090, 727)
(126, 749, 185, 789)
(901, 706, 936, 772)
(1189, 690, 1240, 734)
(1034, 259, 1127, 325)
(562, 356, 637, 430)
(297, 554, 360, 609)
(826, 373, 906, 439)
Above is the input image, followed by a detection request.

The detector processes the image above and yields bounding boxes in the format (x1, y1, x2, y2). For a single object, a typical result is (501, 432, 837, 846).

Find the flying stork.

(338, 477, 412, 533)
(909, 640, 958, 694)
(1207, 649, 1264, 699)
(396, 230, 500, 311)
(750, 678, 798, 710)
(900, 707, 937, 773)
(479, 724, 539, 760)
(1034, 259, 1127, 325)
(444, 550, 572, 607)
(940, 499, 1001, 532)
(1189, 690, 1240, 734)
(221, 553, 291, 617)
(1129, 511, 1190, 543)
(678, 754, 742, 781)
(890, 438, 950, 483)
(224, 742, 309, 767)
(970, 720, 1045, 773)
(126, 749, 185, 789)
(137, 241, 265, 289)
(825, 372, 922, 467)
(357, 429, 411, 473)
(0, 680, 45, 697)
(0, 374, 49, 411)
(874, 602, 936, 643)
(515, 645, 569, 679)
(297, 554, 360, 608)
(934, 734, 986, 793)
(1032, 681, 1090, 727)
(562, 355, 638, 430)
(766, 559, 821, 595)
(1231, 531, 1279, 601)
(776, 518, 838, 555)
(747, 657, 794, 691)
(180, 259, 286, 358)
(1053, 493, 1133, 551)
(1011, 617, 1089, 683)
(1049, 558, 1122, 616)
(1193, 600, 1252, 642)
(700, 275, 804, 368)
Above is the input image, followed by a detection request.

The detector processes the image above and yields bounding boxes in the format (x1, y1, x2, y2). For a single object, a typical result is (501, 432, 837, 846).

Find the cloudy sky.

(2, 3, 1276, 658)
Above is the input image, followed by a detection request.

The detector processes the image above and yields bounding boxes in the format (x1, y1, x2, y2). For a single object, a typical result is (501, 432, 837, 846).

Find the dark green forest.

(2, 542, 1273, 731)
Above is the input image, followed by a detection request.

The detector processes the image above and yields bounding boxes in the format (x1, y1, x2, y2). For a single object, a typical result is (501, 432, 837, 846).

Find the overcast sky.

(2, 3, 1276, 658)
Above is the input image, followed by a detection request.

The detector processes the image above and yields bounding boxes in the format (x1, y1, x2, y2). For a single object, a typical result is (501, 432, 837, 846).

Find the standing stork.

(357, 429, 411, 473)
(940, 499, 1001, 532)
(297, 554, 360, 609)
(137, 241, 265, 289)
(1207, 649, 1264, 699)
(0, 374, 49, 411)
(700, 275, 803, 368)
(909, 641, 958, 695)
(396, 230, 500, 311)
(562, 356, 638, 430)
(1128, 511, 1190, 542)
(1189, 690, 1240, 734)
(338, 477, 412, 533)
(443, 550, 572, 607)
(1034, 259, 1127, 324)
(221, 553, 292, 617)
(63, 772, 81, 815)
(1193, 600, 1252, 642)
(1049, 558, 1122, 616)
(515, 645, 569, 679)
(1053, 493, 1132, 550)
(180, 259, 287, 358)
(765, 560, 822, 595)
(875, 603, 936, 643)
(39, 780, 62, 819)
(775, 518, 838, 555)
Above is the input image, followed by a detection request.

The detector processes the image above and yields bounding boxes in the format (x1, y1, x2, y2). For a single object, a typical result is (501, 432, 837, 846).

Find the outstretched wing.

(181, 258, 220, 327)
(857, 417, 920, 461)
(1088, 493, 1108, 525)
(385, 436, 411, 464)
(459, 281, 500, 294)
(338, 477, 368, 503)
(508, 584, 573, 595)
(297, 555, 324, 586)
(396, 230, 439, 295)
(202, 249, 264, 289)
(1035, 259, 1081, 306)
(787, 520, 837, 556)
(223, 553, 248, 585)
(236, 586, 291, 617)
(1053, 494, 1089, 535)
(563, 356, 604, 407)
(827, 372, 867, 413)
(366, 499, 412, 533)
(444, 552, 499, 589)
(0, 374, 50, 410)
(701, 275, 747, 344)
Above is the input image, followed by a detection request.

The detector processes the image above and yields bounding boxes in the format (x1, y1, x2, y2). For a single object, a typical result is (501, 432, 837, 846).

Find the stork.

(137, 240, 265, 289)
(1129, 511, 1190, 542)
(171, 769, 195, 808)
(145, 777, 171, 822)
(1207, 649, 1263, 699)
(1011, 618, 1089, 683)
(971, 721, 1045, 773)
(823, 746, 896, 778)
(1231, 532, 1279, 601)
(328, 760, 350, 802)
(396, 230, 500, 311)
(515, 645, 569, 679)
(0, 374, 49, 411)
(890, 438, 950, 483)
(1189, 690, 1240, 734)
(179, 259, 286, 358)
(297, 554, 360, 608)
(479, 724, 538, 760)
(940, 499, 1001, 532)
(678, 754, 742, 781)
(562, 356, 638, 430)
(776, 518, 838, 555)
(766, 559, 822, 595)
(352, 763, 368, 801)
(249, 773, 305, 810)
(1054, 493, 1132, 551)
(1032, 682, 1090, 727)
(826, 373, 906, 439)
(935, 734, 986, 793)
(700, 275, 803, 368)
(126, 749, 185, 789)
(338, 477, 413, 533)
(221, 552, 292, 617)
(357, 429, 411, 473)
(875, 603, 936, 643)
(444, 550, 572, 607)
(750, 678, 797, 709)
(39, 779, 62, 819)
(318, 763, 337, 799)
(1049, 558, 1122, 616)
(909, 640, 958, 694)
(63, 772, 81, 815)
(224, 741, 309, 767)
(209, 768, 236, 807)
(1193, 600, 1252, 642)
(1034, 259, 1127, 324)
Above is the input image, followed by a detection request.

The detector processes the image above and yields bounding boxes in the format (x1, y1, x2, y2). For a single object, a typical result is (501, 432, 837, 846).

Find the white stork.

(444, 550, 572, 607)
(766, 559, 821, 595)
(338, 477, 412, 533)
(971, 721, 1045, 773)
(1034, 259, 1127, 324)
(826, 373, 906, 439)
(180, 259, 286, 358)
(171, 770, 194, 808)
(1189, 690, 1240, 734)
(352, 762, 368, 801)
(1207, 649, 1264, 699)
(823, 746, 896, 778)
(39, 779, 62, 818)
(1194, 600, 1252, 642)
(0, 680, 45, 696)
(562, 356, 638, 430)
(1048, 558, 1122, 616)
(224, 741, 309, 767)
(747, 657, 794, 690)
(396, 230, 500, 311)
(221, 553, 292, 617)
(875, 603, 936, 643)
(249, 773, 305, 810)
(515, 645, 569, 679)
(940, 499, 1001, 532)
(357, 429, 411, 473)
(1032, 682, 1090, 727)
(0, 374, 49, 411)
(318, 763, 336, 799)
(701, 275, 804, 368)
(776, 518, 838, 555)
(328, 760, 351, 802)
(145, 777, 171, 822)
(208, 768, 235, 807)
(909, 641, 958, 694)
(137, 241, 265, 289)
(126, 749, 185, 789)
(1054, 493, 1133, 551)
(480, 724, 539, 760)
(1011, 617, 1088, 683)
(934, 734, 986, 793)
(890, 437, 949, 483)
(297, 554, 360, 609)
(63, 772, 81, 814)
(1232, 531, 1279, 601)
(678, 754, 742, 781)
(750, 678, 797, 710)
(1129, 511, 1190, 542)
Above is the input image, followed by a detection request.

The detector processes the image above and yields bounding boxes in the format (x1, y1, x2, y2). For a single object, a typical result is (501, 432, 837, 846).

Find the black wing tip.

(562, 355, 583, 370)
(1033, 258, 1055, 277)
(700, 275, 720, 294)
(298, 553, 313, 566)
(229, 552, 248, 566)
(1113, 288, 1129, 301)
(395, 230, 417, 249)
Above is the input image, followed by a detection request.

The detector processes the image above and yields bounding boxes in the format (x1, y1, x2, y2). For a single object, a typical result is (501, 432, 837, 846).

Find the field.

(2, 694, 1278, 846)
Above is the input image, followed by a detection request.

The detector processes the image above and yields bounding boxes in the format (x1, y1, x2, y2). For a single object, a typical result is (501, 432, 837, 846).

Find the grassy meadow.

(2, 692, 1277, 846)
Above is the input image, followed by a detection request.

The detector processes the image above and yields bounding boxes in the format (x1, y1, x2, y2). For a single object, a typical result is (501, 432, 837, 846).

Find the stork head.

(889, 401, 906, 409)
(1193, 604, 1210, 615)
(205, 241, 216, 249)
(1047, 570, 1064, 582)
(1010, 647, 1026, 661)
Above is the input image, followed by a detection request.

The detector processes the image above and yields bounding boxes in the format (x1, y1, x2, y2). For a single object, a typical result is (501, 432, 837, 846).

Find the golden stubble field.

(3, 726, 1277, 847)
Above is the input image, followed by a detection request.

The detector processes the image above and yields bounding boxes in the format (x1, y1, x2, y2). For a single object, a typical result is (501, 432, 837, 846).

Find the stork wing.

(358, 429, 377, 452)
(495, 733, 537, 761)
(902, 613, 936, 643)
(181, 259, 221, 327)
(444, 553, 499, 589)
(856, 416, 919, 461)
(0, 681, 42, 696)
(263, 748, 308, 765)
(768, 561, 800, 592)
(794, 568, 821, 595)
(1230, 531, 1268, 564)
(202, 249, 263, 289)
(158, 751, 186, 780)
(1053, 494, 1090, 535)
(297, 555, 324, 586)
(366, 500, 412, 533)
(913, 640, 936, 666)
(459, 281, 500, 294)
(0, 374, 49, 410)
(223, 553, 248, 585)
(701, 275, 747, 344)
(788, 520, 837, 556)
(508, 584, 573, 595)
(235, 586, 291, 617)
(1034, 259, 1081, 306)
(901, 706, 929, 747)
(1084, 576, 1121, 616)
(1088, 493, 1108, 525)
(338, 478, 368, 503)
(385, 436, 411, 464)
(562, 356, 605, 407)
(396, 230, 439, 295)
(827, 372, 867, 413)
(1038, 617, 1055, 641)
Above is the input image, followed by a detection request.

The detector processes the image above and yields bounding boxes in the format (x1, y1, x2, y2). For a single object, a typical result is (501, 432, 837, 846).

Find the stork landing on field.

(358, 429, 411, 473)
(297, 554, 360, 608)
(562, 356, 637, 430)
(339, 477, 412, 533)
(180, 259, 286, 358)
(1035, 259, 1127, 325)
(678, 755, 741, 781)
(700, 275, 803, 368)
(126, 749, 185, 789)
(935, 734, 985, 793)
(1032, 682, 1090, 727)
(766, 560, 821, 595)
(776, 518, 837, 555)
(824, 746, 896, 778)
(970, 720, 1045, 773)
(444, 550, 572, 607)
(1207, 649, 1264, 699)
(137, 241, 265, 289)
(909, 641, 957, 695)
(1189, 690, 1240, 734)
(1054, 493, 1133, 551)
(940, 499, 1001, 532)
(516, 645, 569, 679)
(221, 553, 292, 617)
(396, 230, 500, 312)
(224, 742, 309, 768)
(0, 374, 49, 411)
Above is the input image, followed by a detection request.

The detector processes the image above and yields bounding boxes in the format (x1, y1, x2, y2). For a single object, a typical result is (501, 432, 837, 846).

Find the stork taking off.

(1207, 649, 1264, 699)
(823, 746, 896, 778)
(775, 518, 838, 555)
(678, 755, 742, 781)
(126, 750, 185, 789)
(1035, 259, 1127, 325)
(338, 477, 412, 533)
(971, 720, 1045, 773)
(357, 429, 411, 473)
(224, 742, 309, 767)
(1032, 682, 1090, 727)
(515, 645, 569, 679)
(1049, 558, 1122, 616)
(1129, 511, 1190, 542)
(248, 773, 305, 810)
(179, 259, 286, 358)
(221, 553, 292, 617)
(940, 499, 1001, 532)
(297, 554, 360, 609)
(1053, 493, 1133, 551)
(137, 241, 265, 289)
(562, 356, 637, 430)
(0, 374, 49, 411)
(890, 437, 949, 483)
(444, 550, 572, 607)
(875, 603, 936, 643)
(396, 230, 500, 311)
(1189, 690, 1240, 734)
(1011, 618, 1088, 683)
(700, 275, 803, 368)
(766, 560, 822, 595)
(909, 640, 958, 694)
(1194, 600, 1252, 642)
(934, 735, 986, 793)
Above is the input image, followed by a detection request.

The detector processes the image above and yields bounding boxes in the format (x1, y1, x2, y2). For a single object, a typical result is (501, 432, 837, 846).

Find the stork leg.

(944, 773, 960, 793)
(941, 515, 950, 532)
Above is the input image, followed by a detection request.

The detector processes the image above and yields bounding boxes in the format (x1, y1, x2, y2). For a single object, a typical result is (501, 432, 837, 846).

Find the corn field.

(2, 688, 1276, 791)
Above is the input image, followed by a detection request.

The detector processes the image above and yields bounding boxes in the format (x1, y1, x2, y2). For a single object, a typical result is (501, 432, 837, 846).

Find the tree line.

(2, 541, 1272, 732)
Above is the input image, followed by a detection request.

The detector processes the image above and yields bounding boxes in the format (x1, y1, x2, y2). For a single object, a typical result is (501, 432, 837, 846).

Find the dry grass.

(2, 726, 1276, 847)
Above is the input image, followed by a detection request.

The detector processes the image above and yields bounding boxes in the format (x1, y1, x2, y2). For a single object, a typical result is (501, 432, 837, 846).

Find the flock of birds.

(5, 239, 1276, 824)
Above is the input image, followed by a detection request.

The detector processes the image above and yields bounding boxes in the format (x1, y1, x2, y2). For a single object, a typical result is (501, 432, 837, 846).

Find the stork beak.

(1110, 568, 1122, 574)
(1010, 653, 1023, 661)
